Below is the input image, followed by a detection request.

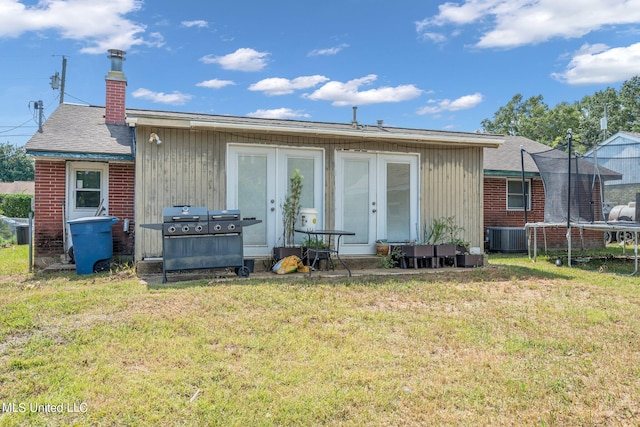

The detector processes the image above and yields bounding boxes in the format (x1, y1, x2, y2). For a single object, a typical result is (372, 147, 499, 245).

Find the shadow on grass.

(146, 263, 575, 291)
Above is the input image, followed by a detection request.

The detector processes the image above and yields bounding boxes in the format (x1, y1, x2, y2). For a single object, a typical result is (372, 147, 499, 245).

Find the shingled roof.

(25, 103, 133, 160)
(0, 181, 34, 195)
(484, 135, 622, 181)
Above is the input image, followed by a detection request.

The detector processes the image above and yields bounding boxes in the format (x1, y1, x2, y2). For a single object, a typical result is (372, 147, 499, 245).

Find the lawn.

(1, 244, 640, 426)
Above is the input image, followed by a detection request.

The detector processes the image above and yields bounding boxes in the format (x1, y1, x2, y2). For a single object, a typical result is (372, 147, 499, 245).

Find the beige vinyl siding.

(135, 127, 485, 260)
(421, 146, 484, 248)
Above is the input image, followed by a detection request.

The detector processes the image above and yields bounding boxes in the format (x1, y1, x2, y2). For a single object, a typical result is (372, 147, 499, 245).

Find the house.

(583, 131, 640, 207)
(25, 50, 504, 269)
(0, 181, 35, 195)
(483, 135, 622, 251)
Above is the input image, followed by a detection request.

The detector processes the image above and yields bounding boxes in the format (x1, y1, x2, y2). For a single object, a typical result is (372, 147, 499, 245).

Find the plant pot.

(456, 254, 484, 268)
(400, 244, 434, 257)
(273, 246, 303, 262)
(303, 247, 331, 266)
(435, 244, 456, 257)
(376, 243, 390, 256)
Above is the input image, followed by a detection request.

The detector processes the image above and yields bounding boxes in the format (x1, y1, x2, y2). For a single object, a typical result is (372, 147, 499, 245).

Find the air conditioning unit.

(487, 227, 527, 252)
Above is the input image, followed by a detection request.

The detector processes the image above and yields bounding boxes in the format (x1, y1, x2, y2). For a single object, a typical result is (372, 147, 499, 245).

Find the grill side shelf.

(140, 223, 162, 230)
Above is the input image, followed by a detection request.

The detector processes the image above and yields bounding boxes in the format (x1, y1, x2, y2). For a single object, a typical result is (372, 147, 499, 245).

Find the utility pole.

(50, 55, 67, 104)
(60, 56, 66, 104)
(32, 100, 43, 132)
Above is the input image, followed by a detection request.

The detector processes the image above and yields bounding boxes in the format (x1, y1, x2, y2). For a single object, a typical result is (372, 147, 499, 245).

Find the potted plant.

(273, 168, 304, 261)
(395, 223, 437, 269)
(375, 239, 390, 256)
(433, 216, 464, 266)
(456, 248, 485, 268)
(302, 235, 330, 267)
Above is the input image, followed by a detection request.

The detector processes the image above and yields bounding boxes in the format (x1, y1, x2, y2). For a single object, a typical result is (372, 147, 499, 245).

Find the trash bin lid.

(67, 216, 119, 225)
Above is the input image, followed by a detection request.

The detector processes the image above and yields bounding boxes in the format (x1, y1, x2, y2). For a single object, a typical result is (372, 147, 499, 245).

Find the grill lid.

(163, 206, 208, 222)
(209, 209, 240, 220)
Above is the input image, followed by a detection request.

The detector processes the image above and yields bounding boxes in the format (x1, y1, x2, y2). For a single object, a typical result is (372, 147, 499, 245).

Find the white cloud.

(0, 0, 162, 54)
(308, 44, 349, 56)
(417, 92, 484, 115)
(552, 42, 640, 85)
(247, 108, 311, 119)
(249, 76, 330, 96)
(196, 79, 236, 89)
(200, 48, 270, 71)
(181, 20, 208, 28)
(131, 88, 192, 105)
(417, 0, 640, 49)
(305, 74, 422, 106)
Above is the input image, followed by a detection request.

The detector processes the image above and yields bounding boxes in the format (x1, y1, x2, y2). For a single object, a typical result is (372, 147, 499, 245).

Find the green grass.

(1, 245, 640, 425)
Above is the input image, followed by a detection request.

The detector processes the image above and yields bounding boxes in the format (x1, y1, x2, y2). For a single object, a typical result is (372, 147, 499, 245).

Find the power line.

(0, 116, 36, 134)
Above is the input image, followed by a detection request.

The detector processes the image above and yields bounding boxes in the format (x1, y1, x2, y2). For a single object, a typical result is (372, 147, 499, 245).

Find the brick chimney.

(105, 49, 127, 125)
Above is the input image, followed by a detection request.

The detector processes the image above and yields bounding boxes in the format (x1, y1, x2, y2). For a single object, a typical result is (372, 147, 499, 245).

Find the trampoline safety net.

(529, 148, 598, 224)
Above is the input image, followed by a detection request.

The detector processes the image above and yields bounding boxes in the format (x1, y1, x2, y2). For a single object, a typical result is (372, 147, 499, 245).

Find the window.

(507, 179, 531, 210)
(75, 170, 102, 208)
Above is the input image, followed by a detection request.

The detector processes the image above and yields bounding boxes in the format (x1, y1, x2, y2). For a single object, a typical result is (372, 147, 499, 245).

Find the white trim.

(126, 116, 503, 148)
(227, 143, 325, 257)
(506, 178, 531, 211)
(335, 151, 419, 254)
(65, 161, 110, 251)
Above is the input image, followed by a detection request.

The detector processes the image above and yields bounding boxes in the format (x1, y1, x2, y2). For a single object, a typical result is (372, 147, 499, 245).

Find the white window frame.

(66, 162, 110, 218)
(506, 178, 531, 211)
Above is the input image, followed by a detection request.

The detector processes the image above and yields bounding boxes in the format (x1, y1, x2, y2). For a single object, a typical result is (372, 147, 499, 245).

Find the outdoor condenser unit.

(487, 227, 527, 253)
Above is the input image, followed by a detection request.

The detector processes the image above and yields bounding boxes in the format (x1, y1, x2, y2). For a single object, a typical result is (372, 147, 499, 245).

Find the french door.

(227, 145, 323, 256)
(335, 152, 418, 254)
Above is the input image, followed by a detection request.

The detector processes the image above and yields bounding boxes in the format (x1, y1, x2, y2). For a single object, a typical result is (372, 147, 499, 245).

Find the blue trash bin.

(67, 216, 119, 274)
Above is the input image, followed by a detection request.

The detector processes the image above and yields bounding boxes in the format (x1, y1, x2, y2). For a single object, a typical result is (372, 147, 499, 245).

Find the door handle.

(372, 209, 377, 213)
(271, 207, 275, 212)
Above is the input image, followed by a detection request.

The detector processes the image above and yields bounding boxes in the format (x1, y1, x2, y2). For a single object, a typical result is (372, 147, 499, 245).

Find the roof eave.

(26, 150, 134, 161)
(126, 116, 504, 148)
(484, 169, 540, 177)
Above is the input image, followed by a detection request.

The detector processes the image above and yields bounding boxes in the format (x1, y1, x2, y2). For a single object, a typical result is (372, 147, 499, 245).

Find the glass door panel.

(286, 157, 316, 245)
(238, 154, 268, 246)
(343, 159, 370, 244)
(386, 162, 411, 242)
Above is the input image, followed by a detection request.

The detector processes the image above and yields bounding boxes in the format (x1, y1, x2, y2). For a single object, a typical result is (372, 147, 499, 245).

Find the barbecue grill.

(152, 206, 260, 283)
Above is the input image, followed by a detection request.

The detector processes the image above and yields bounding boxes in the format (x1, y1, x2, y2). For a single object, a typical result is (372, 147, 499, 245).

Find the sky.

(2, 0, 640, 147)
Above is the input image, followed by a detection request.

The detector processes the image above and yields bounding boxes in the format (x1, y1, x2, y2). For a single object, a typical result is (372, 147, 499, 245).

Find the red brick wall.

(105, 79, 126, 125)
(484, 177, 545, 228)
(33, 160, 135, 262)
(483, 176, 605, 250)
(33, 160, 66, 257)
(108, 163, 135, 255)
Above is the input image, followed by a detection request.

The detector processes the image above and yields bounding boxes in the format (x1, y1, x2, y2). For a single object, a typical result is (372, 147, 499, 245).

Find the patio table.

(295, 229, 356, 277)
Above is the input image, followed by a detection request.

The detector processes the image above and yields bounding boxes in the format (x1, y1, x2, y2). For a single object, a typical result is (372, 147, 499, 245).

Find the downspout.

(130, 126, 136, 158)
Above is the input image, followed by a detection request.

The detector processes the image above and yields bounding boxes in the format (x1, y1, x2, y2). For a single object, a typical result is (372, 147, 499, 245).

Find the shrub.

(0, 194, 33, 218)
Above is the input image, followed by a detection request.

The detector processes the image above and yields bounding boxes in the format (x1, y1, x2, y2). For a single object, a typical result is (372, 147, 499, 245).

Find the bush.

(0, 218, 16, 244)
(0, 194, 32, 218)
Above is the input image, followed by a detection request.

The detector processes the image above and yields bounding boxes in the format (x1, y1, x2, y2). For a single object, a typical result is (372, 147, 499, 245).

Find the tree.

(619, 76, 640, 132)
(576, 87, 621, 153)
(480, 94, 556, 144)
(0, 143, 34, 182)
(480, 75, 640, 154)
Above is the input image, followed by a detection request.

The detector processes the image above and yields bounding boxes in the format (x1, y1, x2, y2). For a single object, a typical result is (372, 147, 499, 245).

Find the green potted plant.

(434, 216, 462, 266)
(273, 168, 304, 261)
(395, 222, 438, 269)
(302, 235, 330, 267)
(375, 239, 390, 256)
